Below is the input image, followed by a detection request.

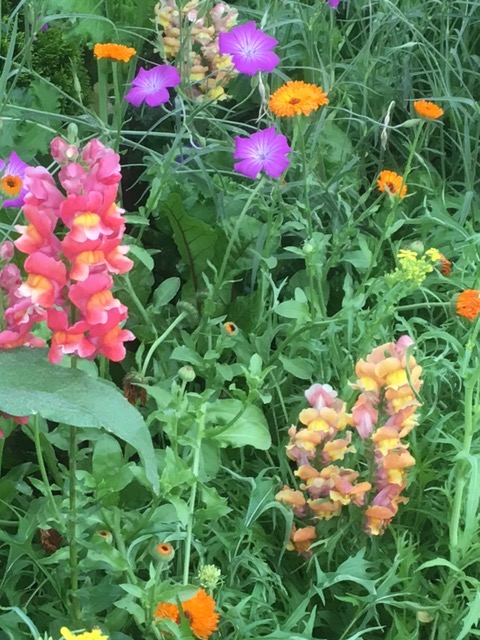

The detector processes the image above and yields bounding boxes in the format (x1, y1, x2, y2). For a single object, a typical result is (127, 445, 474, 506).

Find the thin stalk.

(182, 412, 205, 585)
(449, 320, 480, 562)
(216, 178, 266, 289)
(141, 311, 187, 377)
(96, 59, 109, 127)
(68, 356, 80, 625)
(31, 415, 61, 522)
(124, 274, 153, 330)
(111, 63, 124, 153)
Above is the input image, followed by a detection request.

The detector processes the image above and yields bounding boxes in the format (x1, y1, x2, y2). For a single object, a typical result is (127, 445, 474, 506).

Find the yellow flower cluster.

(386, 247, 444, 286)
(154, 0, 238, 101)
(60, 628, 108, 640)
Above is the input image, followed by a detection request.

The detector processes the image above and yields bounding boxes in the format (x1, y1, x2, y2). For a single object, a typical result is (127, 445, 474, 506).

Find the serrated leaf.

(163, 193, 223, 290)
(0, 348, 159, 494)
(206, 399, 271, 450)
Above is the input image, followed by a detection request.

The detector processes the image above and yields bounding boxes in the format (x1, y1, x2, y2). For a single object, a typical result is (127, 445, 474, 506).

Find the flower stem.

(31, 415, 61, 522)
(141, 311, 187, 377)
(68, 356, 80, 626)
(449, 319, 480, 562)
(96, 59, 109, 128)
(216, 178, 266, 290)
(182, 411, 205, 586)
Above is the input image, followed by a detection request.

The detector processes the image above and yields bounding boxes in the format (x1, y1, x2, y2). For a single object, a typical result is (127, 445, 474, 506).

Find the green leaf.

(153, 277, 181, 310)
(0, 348, 159, 494)
(163, 193, 223, 289)
(128, 244, 155, 271)
(206, 399, 271, 450)
(274, 300, 310, 321)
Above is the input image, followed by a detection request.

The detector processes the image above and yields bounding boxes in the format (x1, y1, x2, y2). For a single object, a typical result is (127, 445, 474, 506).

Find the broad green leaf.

(128, 244, 155, 271)
(163, 193, 222, 288)
(0, 348, 159, 494)
(206, 399, 271, 450)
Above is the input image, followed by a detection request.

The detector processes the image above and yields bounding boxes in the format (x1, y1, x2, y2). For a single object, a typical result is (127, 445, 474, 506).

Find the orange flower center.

(1, 174, 22, 196)
(289, 97, 301, 105)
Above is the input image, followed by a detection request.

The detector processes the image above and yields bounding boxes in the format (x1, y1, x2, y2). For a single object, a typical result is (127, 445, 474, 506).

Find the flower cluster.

(154, 0, 238, 101)
(276, 336, 422, 547)
(60, 628, 108, 640)
(386, 246, 451, 286)
(154, 588, 219, 639)
(351, 335, 422, 535)
(0, 137, 134, 364)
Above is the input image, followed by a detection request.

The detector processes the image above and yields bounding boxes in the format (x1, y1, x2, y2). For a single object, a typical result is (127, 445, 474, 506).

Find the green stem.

(449, 319, 480, 563)
(96, 59, 109, 128)
(31, 415, 61, 522)
(124, 274, 154, 331)
(0, 438, 3, 476)
(216, 178, 266, 290)
(141, 311, 187, 377)
(68, 355, 80, 625)
(69, 424, 80, 625)
(182, 411, 204, 585)
(111, 63, 124, 153)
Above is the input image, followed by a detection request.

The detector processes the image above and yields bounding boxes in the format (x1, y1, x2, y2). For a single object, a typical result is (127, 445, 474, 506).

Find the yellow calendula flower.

(424, 247, 442, 262)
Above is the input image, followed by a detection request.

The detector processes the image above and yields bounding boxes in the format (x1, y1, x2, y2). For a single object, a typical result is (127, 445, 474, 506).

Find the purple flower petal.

(328, 0, 341, 6)
(125, 65, 181, 108)
(233, 127, 290, 180)
(219, 21, 279, 76)
(145, 87, 170, 106)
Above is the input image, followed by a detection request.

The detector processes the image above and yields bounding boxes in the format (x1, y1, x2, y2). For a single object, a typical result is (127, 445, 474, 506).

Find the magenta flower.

(234, 127, 290, 180)
(328, 0, 341, 6)
(218, 21, 279, 76)
(125, 66, 181, 107)
(0, 151, 30, 208)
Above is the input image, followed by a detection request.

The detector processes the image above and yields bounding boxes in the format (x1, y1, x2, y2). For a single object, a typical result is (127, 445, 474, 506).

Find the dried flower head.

(413, 100, 444, 120)
(269, 81, 329, 117)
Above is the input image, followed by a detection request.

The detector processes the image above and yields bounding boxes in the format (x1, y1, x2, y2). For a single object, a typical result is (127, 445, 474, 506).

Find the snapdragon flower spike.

(125, 65, 181, 107)
(0, 136, 135, 364)
(218, 21, 279, 75)
(0, 152, 30, 208)
(234, 127, 291, 179)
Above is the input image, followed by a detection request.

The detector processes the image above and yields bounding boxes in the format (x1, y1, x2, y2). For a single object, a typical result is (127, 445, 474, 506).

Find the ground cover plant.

(0, 0, 479, 639)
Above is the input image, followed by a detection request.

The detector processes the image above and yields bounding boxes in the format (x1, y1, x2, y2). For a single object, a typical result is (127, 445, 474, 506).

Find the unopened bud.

(0, 241, 14, 261)
(197, 564, 222, 589)
(155, 542, 175, 561)
(178, 365, 196, 382)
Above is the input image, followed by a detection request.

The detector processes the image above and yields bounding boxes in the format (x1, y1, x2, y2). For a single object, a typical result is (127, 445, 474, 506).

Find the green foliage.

(1, 0, 480, 639)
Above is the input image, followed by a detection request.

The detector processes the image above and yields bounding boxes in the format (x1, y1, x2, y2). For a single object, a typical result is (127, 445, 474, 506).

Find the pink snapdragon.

(276, 336, 423, 544)
(0, 137, 134, 363)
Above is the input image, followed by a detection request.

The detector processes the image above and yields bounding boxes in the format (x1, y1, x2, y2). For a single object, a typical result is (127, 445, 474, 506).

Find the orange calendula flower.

(456, 289, 480, 322)
(183, 588, 219, 639)
(269, 81, 329, 117)
(413, 100, 444, 120)
(377, 170, 407, 199)
(439, 254, 452, 275)
(154, 589, 219, 639)
(93, 43, 137, 62)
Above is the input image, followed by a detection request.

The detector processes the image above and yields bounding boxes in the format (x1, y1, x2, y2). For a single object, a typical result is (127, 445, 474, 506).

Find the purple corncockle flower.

(0, 151, 30, 208)
(218, 21, 279, 76)
(233, 126, 291, 180)
(125, 65, 181, 107)
(328, 0, 341, 6)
